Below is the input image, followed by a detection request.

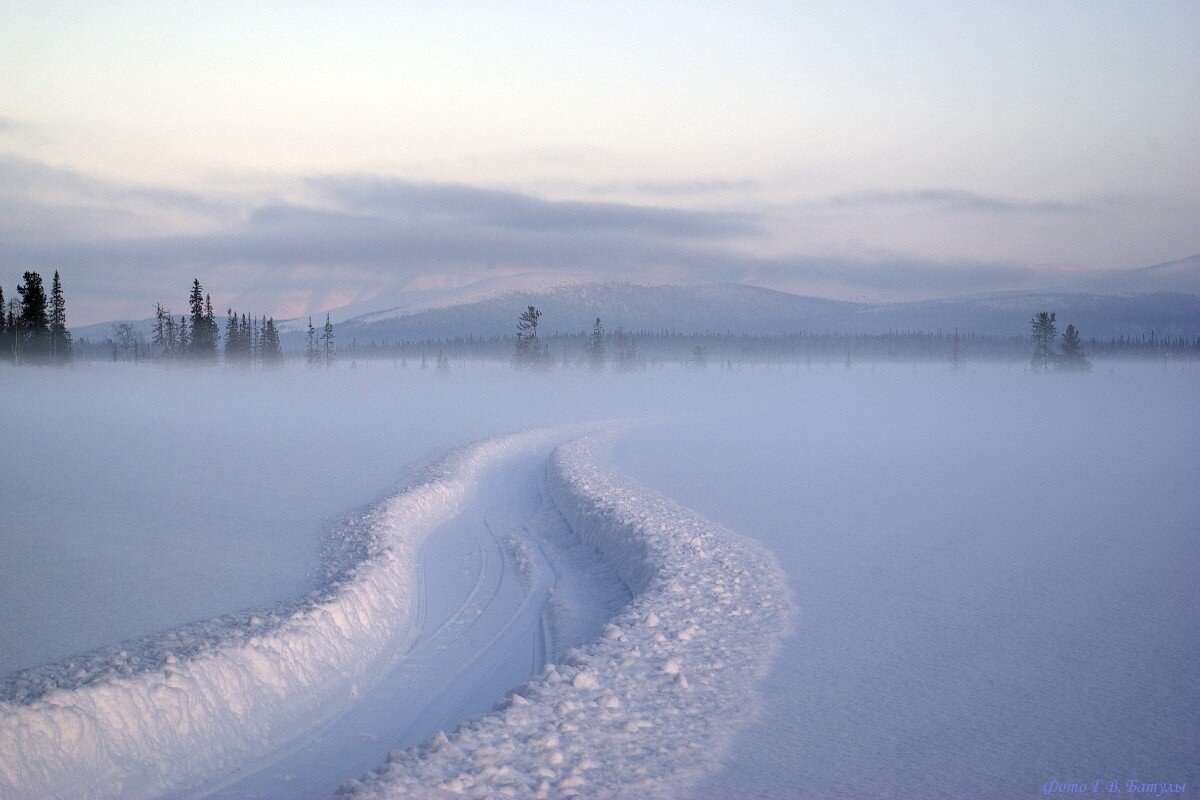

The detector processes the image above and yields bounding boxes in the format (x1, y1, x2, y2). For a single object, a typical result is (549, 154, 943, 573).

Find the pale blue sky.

(2, 1, 1197, 322)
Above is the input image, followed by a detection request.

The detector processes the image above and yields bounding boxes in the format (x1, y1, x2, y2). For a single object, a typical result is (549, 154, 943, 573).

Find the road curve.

(188, 439, 597, 800)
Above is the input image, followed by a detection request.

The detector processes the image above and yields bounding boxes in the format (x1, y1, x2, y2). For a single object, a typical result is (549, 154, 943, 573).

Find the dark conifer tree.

(238, 313, 250, 361)
(224, 308, 238, 363)
(152, 304, 170, 358)
(49, 271, 71, 365)
(163, 314, 176, 360)
(201, 294, 219, 362)
(6, 299, 16, 363)
(178, 314, 189, 354)
(306, 317, 319, 368)
(0, 286, 8, 364)
(589, 317, 606, 371)
(261, 317, 284, 367)
(512, 306, 542, 369)
(187, 279, 204, 360)
(1057, 324, 1091, 371)
(322, 314, 335, 369)
(16, 271, 51, 363)
(1030, 311, 1057, 372)
(251, 316, 260, 365)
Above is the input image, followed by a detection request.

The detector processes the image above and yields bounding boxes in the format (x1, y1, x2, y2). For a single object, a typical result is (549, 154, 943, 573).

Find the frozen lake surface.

(613, 364, 1200, 798)
(1, 361, 1196, 797)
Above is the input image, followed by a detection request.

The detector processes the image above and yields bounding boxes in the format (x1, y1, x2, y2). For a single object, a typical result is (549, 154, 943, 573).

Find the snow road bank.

(194, 438, 629, 799)
(345, 432, 792, 799)
(0, 430, 568, 800)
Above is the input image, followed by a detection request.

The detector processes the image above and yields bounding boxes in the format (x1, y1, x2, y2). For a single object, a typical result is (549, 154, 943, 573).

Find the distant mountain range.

(315, 283, 1200, 342)
(73, 256, 1200, 344)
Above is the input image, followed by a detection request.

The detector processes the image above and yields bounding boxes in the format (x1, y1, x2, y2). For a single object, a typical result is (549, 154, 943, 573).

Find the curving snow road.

(1, 428, 785, 800)
(189, 439, 627, 800)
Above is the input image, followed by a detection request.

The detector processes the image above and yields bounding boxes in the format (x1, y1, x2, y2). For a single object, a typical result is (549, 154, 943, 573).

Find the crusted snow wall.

(345, 432, 792, 800)
(0, 430, 559, 800)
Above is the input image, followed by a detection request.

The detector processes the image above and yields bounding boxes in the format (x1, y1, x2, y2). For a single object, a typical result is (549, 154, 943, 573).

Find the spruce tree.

(178, 314, 189, 354)
(0, 286, 8, 364)
(201, 294, 219, 362)
(49, 271, 71, 365)
(1030, 311, 1057, 372)
(589, 317, 606, 371)
(251, 316, 260, 366)
(512, 306, 542, 369)
(181, 280, 219, 363)
(1057, 323, 1091, 371)
(306, 317, 319, 368)
(152, 304, 169, 358)
(164, 314, 176, 360)
(224, 308, 238, 363)
(239, 313, 250, 361)
(322, 314, 335, 369)
(187, 279, 204, 360)
(6, 300, 17, 362)
(16, 271, 50, 363)
(261, 317, 284, 367)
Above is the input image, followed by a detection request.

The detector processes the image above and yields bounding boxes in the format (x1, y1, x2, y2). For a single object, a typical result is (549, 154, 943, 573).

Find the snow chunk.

(571, 671, 599, 691)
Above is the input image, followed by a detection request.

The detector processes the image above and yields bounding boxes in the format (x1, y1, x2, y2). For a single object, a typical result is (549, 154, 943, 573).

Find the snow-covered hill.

(329, 282, 863, 340)
(73, 279, 1200, 345)
(322, 282, 1200, 341)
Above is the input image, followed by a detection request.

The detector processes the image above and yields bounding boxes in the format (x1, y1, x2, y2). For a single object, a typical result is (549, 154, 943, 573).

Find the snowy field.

(1, 360, 1196, 798)
(612, 365, 1200, 798)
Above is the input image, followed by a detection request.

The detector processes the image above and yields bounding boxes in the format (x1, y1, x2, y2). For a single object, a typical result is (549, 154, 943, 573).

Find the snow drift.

(343, 432, 792, 799)
(0, 430, 566, 800)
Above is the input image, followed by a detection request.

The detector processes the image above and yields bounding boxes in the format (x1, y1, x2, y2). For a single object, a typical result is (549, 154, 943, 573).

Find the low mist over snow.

(1, 361, 1196, 798)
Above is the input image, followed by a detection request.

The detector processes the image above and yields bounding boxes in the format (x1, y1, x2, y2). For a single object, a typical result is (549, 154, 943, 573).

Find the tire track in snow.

(0, 428, 591, 800)
(343, 431, 792, 800)
(191, 442, 575, 799)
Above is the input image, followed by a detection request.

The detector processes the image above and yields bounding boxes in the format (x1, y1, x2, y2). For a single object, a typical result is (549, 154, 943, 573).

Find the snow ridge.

(0, 457, 437, 708)
(344, 432, 792, 799)
(0, 430, 559, 800)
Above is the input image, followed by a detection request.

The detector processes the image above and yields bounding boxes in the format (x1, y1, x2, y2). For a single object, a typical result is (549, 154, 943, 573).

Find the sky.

(1, 1, 1198, 324)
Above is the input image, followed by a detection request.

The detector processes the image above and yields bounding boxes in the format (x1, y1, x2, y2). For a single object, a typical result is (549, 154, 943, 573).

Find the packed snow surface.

(0, 429, 579, 799)
(195, 433, 630, 799)
(0, 423, 791, 800)
(0, 364, 714, 675)
(2, 361, 1195, 798)
(614, 365, 1200, 798)
(343, 432, 790, 799)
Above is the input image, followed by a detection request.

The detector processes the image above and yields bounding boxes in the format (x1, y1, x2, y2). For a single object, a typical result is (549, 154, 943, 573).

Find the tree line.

(128, 279, 334, 368)
(0, 271, 72, 366)
(329, 323, 1197, 368)
(38, 284, 1199, 369)
(510, 306, 641, 371)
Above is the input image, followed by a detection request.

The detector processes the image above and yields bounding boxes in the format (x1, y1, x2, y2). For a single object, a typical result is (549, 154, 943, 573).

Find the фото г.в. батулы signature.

(1042, 779, 1189, 795)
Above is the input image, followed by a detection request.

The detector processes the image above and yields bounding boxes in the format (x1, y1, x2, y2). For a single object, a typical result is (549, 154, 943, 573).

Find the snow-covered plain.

(1, 360, 1196, 798)
(613, 364, 1200, 798)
